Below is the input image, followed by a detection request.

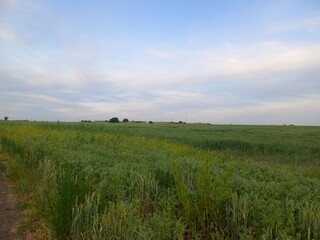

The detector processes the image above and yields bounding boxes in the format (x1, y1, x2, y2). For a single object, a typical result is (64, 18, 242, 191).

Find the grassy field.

(0, 121, 319, 239)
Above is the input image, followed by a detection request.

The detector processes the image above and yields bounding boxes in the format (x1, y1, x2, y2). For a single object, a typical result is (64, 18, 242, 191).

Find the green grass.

(33, 121, 320, 166)
(0, 161, 5, 172)
(0, 121, 319, 239)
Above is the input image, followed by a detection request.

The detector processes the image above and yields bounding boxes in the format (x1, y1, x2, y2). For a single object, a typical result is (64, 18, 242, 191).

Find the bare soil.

(0, 144, 26, 240)
(0, 171, 26, 240)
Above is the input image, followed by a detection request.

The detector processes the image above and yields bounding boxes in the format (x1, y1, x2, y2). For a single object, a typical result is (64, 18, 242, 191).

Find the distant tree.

(123, 118, 129, 122)
(149, 121, 153, 124)
(4, 116, 8, 121)
(109, 117, 119, 123)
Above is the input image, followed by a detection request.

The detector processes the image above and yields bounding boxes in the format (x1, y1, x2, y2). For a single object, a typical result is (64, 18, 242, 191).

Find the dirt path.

(0, 145, 26, 240)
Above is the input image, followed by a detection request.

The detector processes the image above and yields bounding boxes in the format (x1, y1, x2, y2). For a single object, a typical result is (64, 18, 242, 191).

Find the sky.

(0, 0, 320, 125)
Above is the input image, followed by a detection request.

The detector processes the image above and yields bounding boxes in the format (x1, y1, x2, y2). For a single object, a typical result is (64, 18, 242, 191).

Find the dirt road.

(0, 146, 26, 240)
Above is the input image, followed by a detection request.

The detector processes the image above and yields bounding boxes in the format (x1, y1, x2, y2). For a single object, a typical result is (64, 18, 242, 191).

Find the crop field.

(0, 121, 319, 239)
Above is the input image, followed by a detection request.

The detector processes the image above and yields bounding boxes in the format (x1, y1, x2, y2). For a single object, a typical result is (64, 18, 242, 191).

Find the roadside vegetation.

(0, 121, 319, 239)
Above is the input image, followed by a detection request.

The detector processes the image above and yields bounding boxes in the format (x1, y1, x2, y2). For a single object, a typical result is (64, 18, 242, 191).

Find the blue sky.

(1, 0, 320, 124)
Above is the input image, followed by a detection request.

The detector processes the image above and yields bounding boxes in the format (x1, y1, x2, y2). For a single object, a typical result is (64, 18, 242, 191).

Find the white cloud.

(51, 108, 75, 113)
(1, 33, 319, 123)
(1, 0, 319, 124)
(269, 17, 320, 33)
(194, 42, 320, 80)
(188, 95, 320, 125)
(0, 27, 24, 45)
(3, 37, 319, 91)
(0, 91, 65, 104)
(0, 0, 18, 10)
(107, 42, 320, 90)
(148, 49, 175, 60)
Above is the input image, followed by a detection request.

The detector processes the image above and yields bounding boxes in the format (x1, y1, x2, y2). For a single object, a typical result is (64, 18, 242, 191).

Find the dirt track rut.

(0, 145, 26, 240)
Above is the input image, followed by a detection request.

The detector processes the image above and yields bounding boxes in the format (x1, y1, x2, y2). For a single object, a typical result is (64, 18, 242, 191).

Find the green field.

(0, 121, 319, 239)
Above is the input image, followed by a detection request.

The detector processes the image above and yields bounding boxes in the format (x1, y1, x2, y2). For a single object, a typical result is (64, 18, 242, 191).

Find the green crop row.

(0, 121, 319, 239)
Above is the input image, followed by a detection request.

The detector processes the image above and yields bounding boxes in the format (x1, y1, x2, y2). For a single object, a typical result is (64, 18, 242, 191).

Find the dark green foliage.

(48, 165, 91, 238)
(109, 117, 119, 123)
(172, 159, 233, 238)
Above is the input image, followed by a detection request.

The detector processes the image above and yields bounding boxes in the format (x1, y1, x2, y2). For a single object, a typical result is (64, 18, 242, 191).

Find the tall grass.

(172, 158, 233, 238)
(296, 203, 320, 240)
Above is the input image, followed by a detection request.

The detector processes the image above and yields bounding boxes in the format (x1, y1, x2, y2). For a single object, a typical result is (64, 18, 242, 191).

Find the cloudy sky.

(1, 0, 320, 124)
